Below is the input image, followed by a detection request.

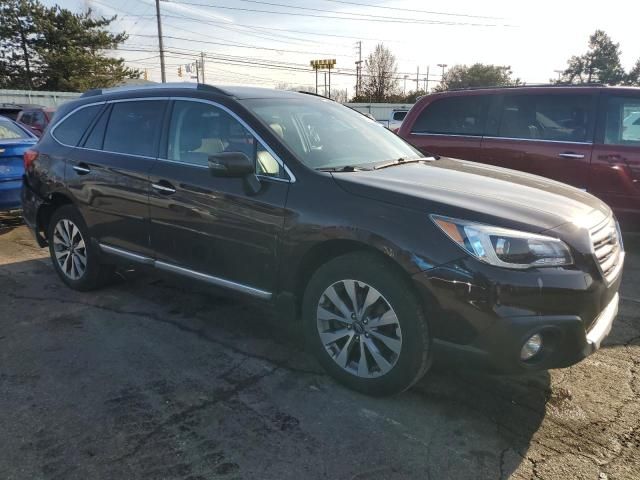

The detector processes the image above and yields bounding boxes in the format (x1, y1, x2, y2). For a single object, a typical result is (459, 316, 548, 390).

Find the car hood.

(332, 158, 611, 232)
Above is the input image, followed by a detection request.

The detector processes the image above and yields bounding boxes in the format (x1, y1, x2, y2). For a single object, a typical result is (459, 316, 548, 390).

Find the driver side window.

(167, 100, 284, 178)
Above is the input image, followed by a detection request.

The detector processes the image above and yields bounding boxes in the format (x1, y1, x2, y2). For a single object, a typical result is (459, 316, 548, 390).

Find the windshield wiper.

(316, 165, 371, 172)
(373, 157, 426, 170)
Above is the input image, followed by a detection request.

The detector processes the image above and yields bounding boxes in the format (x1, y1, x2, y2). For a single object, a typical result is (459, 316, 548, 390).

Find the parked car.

(17, 106, 56, 137)
(378, 108, 409, 131)
(398, 85, 640, 229)
(0, 115, 37, 211)
(0, 103, 27, 121)
(22, 84, 623, 395)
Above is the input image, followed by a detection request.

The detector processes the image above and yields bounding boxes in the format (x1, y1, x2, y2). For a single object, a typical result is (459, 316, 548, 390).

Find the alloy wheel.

(52, 219, 87, 280)
(316, 279, 402, 378)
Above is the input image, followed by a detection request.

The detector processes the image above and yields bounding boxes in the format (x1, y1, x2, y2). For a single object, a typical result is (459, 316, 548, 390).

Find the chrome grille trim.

(589, 217, 624, 285)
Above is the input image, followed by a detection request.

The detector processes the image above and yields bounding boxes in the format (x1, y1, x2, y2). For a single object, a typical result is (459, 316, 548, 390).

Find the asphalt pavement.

(1, 216, 639, 480)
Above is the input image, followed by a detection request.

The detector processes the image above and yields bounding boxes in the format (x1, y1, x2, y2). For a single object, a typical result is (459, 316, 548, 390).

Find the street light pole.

(437, 63, 448, 81)
(155, 0, 166, 83)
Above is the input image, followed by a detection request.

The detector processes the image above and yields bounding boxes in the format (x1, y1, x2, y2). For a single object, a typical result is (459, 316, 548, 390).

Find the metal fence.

(0, 89, 81, 107)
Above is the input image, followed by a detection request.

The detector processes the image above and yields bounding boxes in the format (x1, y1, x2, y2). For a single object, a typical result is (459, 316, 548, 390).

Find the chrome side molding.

(98, 243, 272, 300)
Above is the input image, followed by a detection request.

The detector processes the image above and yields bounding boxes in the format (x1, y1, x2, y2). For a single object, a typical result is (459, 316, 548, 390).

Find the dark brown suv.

(398, 85, 640, 229)
(22, 84, 624, 395)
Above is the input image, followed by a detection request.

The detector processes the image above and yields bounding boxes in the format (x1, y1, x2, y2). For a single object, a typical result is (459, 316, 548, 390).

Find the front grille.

(589, 217, 623, 284)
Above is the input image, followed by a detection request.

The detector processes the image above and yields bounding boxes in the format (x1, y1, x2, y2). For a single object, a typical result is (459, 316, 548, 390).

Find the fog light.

(520, 333, 543, 361)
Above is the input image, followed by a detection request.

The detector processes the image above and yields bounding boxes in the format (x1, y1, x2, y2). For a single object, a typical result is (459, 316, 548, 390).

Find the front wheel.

(47, 205, 114, 291)
(303, 252, 432, 396)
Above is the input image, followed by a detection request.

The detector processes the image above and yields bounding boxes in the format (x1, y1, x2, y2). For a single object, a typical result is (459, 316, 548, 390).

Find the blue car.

(0, 115, 37, 211)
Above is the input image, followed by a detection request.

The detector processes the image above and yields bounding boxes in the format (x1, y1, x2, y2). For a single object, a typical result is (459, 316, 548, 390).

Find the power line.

(128, 33, 353, 58)
(171, 1, 509, 26)
(319, 0, 502, 19)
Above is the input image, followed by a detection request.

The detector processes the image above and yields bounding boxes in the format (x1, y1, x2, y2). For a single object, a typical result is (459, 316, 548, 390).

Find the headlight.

(431, 215, 573, 269)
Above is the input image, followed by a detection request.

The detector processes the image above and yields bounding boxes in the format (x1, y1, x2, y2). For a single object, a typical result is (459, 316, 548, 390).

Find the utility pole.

(324, 72, 327, 97)
(415, 66, 419, 91)
(425, 66, 429, 93)
(155, 0, 166, 83)
(403, 75, 408, 95)
(437, 63, 448, 81)
(200, 52, 206, 84)
(355, 41, 362, 97)
(195, 60, 200, 83)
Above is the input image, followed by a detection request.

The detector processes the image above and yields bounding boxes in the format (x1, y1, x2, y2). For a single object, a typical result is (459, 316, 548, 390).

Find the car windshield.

(242, 97, 421, 170)
(0, 119, 30, 140)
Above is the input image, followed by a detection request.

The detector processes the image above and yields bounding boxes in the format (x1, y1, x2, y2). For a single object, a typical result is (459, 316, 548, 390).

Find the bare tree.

(330, 88, 348, 103)
(361, 43, 399, 102)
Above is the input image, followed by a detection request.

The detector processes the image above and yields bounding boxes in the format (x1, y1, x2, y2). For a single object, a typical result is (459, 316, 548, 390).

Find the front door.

(480, 93, 596, 190)
(148, 99, 291, 295)
(590, 92, 640, 226)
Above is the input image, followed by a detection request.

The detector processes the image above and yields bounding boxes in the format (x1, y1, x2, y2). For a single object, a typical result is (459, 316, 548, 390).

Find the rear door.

(480, 92, 596, 189)
(590, 92, 640, 225)
(65, 99, 167, 256)
(404, 94, 489, 159)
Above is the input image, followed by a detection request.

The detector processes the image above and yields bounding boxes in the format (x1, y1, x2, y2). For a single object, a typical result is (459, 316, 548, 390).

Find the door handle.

(558, 152, 585, 159)
(72, 163, 91, 175)
(151, 182, 176, 194)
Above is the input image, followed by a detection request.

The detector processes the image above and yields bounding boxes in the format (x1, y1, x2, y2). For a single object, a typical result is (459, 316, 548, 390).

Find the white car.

(377, 109, 409, 131)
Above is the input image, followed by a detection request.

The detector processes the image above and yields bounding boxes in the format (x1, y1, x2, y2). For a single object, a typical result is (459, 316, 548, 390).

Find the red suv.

(17, 106, 56, 137)
(398, 85, 640, 229)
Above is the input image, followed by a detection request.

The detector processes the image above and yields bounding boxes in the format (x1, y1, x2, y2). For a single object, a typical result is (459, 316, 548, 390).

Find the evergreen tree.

(0, 0, 140, 91)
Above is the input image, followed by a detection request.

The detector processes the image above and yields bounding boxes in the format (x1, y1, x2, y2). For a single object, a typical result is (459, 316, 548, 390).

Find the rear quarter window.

(52, 104, 102, 146)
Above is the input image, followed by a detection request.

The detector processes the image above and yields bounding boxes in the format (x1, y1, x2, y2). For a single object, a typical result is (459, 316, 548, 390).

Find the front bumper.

(584, 292, 618, 353)
(412, 257, 623, 373)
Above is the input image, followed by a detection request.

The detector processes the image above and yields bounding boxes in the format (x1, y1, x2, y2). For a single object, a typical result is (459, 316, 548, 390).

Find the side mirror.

(208, 152, 255, 177)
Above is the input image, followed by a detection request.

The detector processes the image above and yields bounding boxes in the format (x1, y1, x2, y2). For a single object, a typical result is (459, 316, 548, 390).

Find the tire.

(47, 205, 114, 291)
(303, 252, 431, 396)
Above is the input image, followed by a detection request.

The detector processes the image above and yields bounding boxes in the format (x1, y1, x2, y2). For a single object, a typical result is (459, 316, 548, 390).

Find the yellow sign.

(310, 59, 336, 69)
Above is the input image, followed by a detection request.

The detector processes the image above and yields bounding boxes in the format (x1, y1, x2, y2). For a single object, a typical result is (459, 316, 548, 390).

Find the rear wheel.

(47, 205, 113, 291)
(303, 252, 431, 396)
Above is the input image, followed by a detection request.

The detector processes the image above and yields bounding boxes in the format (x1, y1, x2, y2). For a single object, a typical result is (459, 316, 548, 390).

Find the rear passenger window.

(411, 96, 488, 136)
(103, 100, 165, 157)
(53, 104, 102, 146)
(497, 94, 593, 142)
(604, 96, 640, 145)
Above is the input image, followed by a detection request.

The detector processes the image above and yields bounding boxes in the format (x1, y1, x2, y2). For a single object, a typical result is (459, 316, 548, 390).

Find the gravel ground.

(1, 216, 639, 480)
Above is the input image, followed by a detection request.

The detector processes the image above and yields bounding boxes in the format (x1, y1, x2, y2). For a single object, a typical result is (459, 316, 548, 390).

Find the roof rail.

(296, 90, 336, 101)
(444, 82, 608, 92)
(80, 82, 229, 98)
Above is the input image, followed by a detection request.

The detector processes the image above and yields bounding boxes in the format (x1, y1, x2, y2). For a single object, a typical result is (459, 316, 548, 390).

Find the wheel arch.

(288, 238, 420, 319)
(36, 191, 75, 243)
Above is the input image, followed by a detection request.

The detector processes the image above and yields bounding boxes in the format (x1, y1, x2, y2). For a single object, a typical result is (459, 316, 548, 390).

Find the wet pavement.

(1, 218, 639, 479)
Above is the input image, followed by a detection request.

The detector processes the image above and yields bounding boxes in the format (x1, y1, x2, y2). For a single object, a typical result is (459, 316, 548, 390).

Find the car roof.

(425, 84, 640, 97)
(21, 106, 55, 112)
(80, 83, 314, 101)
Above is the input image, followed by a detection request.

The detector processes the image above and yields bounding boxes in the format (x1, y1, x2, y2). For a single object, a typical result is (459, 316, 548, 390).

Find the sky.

(45, 0, 640, 96)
